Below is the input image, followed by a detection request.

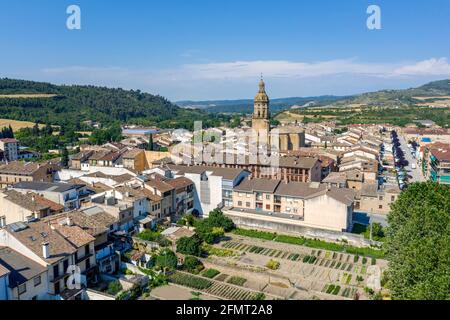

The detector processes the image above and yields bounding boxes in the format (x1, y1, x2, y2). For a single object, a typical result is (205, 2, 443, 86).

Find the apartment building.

(231, 178, 354, 232)
(0, 246, 47, 300)
(121, 148, 146, 172)
(164, 164, 250, 217)
(0, 218, 96, 300)
(0, 138, 19, 162)
(355, 184, 401, 215)
(421, 143, 450, 185)
(12, 181, 88, 210)
(0, 189, 64, 226)
(50, 210, 119, 274)
(0, 161, 58, 188)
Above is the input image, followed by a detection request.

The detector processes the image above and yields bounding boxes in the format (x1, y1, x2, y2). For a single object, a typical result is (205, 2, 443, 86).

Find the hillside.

(177, 95, 348, 114)
(281, 79, 450, 127)
(332, 79, 450, 108)
(0, 78, 229, 130)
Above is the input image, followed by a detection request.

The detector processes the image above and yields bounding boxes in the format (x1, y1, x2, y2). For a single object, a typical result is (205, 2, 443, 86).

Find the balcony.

(76, 253, 93, 264)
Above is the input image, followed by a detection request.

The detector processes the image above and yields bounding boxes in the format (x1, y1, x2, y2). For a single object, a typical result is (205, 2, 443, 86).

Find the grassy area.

(232, 228, 385, 259)
(201, 268, 220, 279)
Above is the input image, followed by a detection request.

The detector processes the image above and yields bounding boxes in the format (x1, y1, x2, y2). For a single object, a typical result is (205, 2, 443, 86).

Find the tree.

(385, 182, 450, 300)
(208, 209, 234, 232)
(182, 256, 204, 274)
(194, 209, 235, 244)
(32, 123, 40, 136)
(176, 235, 203, 257)
(61, 147, 69, 167)
(147, 133, 154, 151)
(155, 249, 178, 271)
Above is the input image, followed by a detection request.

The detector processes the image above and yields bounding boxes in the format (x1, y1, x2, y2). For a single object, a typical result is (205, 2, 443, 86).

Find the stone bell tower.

(252, 76, 270, 143)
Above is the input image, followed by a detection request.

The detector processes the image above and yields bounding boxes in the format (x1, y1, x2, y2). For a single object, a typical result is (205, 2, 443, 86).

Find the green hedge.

(233, 228, 385, 259)
(232, 229, 276, 240)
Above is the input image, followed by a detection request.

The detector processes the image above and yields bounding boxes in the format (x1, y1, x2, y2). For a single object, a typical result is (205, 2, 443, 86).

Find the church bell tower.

(252, 76, 270, 143)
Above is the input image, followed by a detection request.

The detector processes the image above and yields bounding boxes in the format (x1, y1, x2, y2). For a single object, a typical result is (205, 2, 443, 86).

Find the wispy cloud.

(37, 57, 450, 100)
(393, 58, 450, 76)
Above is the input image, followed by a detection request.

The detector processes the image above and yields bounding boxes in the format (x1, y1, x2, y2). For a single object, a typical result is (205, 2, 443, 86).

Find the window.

(53, 264, 60, 278)
(266, 204, 271, 210)
(379, 205, 383, 209)
(238, 201, 242, 206)
(18, 283, 27, 295)
(85, 245, 90, 256)
(246, 202, 251, 208)
(34, 275, 41, 287)
(266, 195, 271, 200)
(63, 259, 69, 273)
(391, 196, 395, 202)
(54, 282, 60, 295)
(379, 196, 384, 201)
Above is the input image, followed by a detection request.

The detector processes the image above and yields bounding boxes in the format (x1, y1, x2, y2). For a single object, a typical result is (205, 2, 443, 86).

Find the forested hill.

(0, 78, 229, 130)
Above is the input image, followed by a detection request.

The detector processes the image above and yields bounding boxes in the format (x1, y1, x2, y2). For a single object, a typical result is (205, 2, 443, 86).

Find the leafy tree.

(61, 147, 69, 168)
(176, 235, 203, 256)
(155, 249, 178, 271)
(385, 182, 450, 300)
(207, 209, 235, 232)
(194, 209, 234, 244)
(147, 133, 154, 151)
(182, 256, 204, 274)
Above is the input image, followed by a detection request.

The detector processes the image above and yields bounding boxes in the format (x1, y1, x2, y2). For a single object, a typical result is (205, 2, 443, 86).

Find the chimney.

(31, 195, 35, 202)
(66, 216, 73, 226)
(0, 216, 6, 227)
(42, 242, 50, 259)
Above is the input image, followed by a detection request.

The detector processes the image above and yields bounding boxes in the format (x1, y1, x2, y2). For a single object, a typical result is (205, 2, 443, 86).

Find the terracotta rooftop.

(0, 246, 46, 285)
(234, 178, 281, 193)
(0, 161, 49, 175)
(121, 148, 144, 159)
(6, 219, 94, 264)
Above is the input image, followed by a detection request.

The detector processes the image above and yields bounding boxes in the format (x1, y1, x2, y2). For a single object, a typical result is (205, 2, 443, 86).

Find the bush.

(232, 228, 277, 240)
(332, 285, 341, 295)
(169, 272, 212, 290)
(266, 259, 280, 270)
(203, 244, 238, 257)
(194, 209, 235, 243)
(253, 293, 266, 300)
(176, 235, 203, 257)
(106, 280, 123, 296)
(227, 276, 247, 286)
(156, 249, 178, 270)
(183, 256, 204, 274)
(202, 268, 220, 279)
(137, 230, 160, 241)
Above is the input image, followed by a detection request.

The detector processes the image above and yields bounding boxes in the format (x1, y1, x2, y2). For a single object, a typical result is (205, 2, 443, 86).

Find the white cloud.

(36, 57, 450, 100)
(393, 58, 450, 76)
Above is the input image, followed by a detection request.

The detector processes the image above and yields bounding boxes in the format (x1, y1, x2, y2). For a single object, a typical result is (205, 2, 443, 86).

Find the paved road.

(398, 135, 426, 183)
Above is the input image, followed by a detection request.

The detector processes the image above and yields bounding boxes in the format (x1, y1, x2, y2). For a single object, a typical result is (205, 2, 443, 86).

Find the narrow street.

(398, 135, 426, 183)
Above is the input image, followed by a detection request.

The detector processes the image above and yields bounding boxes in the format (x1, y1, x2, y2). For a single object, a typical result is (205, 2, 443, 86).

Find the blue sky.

(1, 0, 450, 100)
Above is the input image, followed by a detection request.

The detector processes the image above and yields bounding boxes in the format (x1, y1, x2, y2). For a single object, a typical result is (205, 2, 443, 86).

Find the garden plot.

(168, 271, 267, 300)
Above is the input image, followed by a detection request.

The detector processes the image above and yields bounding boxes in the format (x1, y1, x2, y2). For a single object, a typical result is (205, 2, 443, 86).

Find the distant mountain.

(177, 95, 349, 114)
(332, 79, 450, 107)
(0, 78, 229, 130)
